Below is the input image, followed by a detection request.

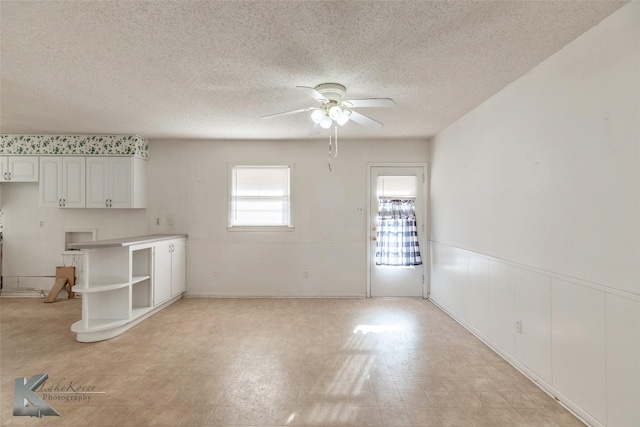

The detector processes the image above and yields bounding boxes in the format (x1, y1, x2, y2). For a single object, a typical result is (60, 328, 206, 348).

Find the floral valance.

(0, 135, 149, 159)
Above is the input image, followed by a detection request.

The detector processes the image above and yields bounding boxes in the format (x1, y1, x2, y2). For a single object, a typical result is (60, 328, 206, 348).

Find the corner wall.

(429, 4, 639, 427)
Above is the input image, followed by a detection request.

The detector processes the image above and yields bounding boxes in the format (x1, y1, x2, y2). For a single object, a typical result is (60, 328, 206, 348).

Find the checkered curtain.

(375, 199, 422, 266)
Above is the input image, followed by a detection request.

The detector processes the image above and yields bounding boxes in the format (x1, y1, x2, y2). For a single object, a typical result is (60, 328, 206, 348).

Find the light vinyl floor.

(0, 298, 583, 426)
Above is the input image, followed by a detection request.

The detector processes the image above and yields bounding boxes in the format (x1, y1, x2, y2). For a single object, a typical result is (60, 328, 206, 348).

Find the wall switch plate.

(516, 320, 523, 334)
(167, 214, 175, 227)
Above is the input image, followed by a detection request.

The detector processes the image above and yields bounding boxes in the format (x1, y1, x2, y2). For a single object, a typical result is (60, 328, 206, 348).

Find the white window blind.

(230, 165, 291, 227)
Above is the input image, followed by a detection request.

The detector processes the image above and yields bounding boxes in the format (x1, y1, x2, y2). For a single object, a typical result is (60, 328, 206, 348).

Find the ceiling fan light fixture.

(328, 105, 343, 121)
(319, 116, 333, 129)
(310, 109, 325, 124)
(336, 110, 350, 126)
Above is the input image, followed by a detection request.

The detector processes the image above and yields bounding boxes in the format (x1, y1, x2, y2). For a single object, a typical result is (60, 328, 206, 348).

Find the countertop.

(68, 234, 187, 249)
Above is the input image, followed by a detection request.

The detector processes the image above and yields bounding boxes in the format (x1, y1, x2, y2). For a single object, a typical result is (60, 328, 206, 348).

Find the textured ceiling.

(0, 0, 627, 140)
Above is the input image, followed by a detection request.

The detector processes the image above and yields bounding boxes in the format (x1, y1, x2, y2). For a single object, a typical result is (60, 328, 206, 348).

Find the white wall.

(147, 138, 428, 297)
(429, 4, 639, 427)
(1, 183, 147, 289)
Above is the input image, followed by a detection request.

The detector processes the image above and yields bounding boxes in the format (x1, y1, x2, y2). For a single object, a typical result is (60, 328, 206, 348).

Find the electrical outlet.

(356, 207, 364, 213)
(516, 320, 523, 334)
(167, 214, 175, 227)
(155, 217, 160, 226)
(303, 271, 309, 278)
(39, 220, 44, 228)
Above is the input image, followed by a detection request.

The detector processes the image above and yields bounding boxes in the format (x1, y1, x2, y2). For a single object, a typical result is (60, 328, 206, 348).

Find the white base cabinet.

(70, 234, 187, 342)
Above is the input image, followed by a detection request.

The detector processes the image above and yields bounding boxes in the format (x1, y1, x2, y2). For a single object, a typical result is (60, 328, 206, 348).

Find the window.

(229, 165, 292, 228)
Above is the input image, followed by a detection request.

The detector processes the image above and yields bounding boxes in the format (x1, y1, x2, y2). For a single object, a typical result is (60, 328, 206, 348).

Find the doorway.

(368, 165, 427, 297)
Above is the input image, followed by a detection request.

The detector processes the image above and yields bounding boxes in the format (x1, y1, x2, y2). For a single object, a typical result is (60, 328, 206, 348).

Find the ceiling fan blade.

(297, 86, 329, 103)
(348, 110, 384, 130)
(261, 108, 309, 119)
(343, 98, 396, 108)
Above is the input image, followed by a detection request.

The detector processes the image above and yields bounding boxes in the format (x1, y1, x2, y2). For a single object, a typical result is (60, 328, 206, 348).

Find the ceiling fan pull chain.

(328, 132, 332, 172)
(335, 126, 338, 158)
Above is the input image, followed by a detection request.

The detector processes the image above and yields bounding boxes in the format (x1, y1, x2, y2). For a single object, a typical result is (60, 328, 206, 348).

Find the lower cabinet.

(70, 235, 187, 342)
(153, 241, 172, 305)
(153, 238, 187, 306)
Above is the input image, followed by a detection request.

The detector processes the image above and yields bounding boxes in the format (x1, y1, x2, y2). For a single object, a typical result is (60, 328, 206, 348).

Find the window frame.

(227, 163, 294, 231)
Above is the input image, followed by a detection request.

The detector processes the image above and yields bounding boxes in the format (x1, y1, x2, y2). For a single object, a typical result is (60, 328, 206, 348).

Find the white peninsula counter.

(69, 234, 187, 342)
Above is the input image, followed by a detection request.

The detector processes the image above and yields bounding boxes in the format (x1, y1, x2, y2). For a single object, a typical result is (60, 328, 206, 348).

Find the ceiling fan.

(261, 83, 396, 133)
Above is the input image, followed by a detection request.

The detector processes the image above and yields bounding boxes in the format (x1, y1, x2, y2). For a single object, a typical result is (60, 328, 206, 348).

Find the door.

(39, 157, 63, 207)
(63, 157, 85, 208)
(153, 241, 172, 305)
(0, 157, 7, 182)
(7, 156, 39, 182)
(171, 239, 186, 296)
(369, 165, 427, 297)
(109, 157, 132, 208)
(86, 157, 109, 207)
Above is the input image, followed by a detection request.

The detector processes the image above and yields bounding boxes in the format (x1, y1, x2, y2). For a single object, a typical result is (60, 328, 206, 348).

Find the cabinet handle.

(105, 199, 109, 207)
(4, 172, 9, 180)
(109, 199, 113, 207)
(58, 199, 62, 207)
(63, 199, 66, 207)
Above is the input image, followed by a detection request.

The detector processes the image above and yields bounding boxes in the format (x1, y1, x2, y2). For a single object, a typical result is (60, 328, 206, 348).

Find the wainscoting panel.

(429, 241, 640, 427)
(551, 278, 607, 423)
(605, 293, 640, 427)
(487, 260, 516, 356)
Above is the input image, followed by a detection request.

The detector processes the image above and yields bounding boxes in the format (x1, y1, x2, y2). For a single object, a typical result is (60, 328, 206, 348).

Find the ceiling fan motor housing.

(315, 83, 347, 102)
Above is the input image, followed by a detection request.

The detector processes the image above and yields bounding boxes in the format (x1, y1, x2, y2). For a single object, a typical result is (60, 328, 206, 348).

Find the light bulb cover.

(336, 110, 350, 126)
(310, 109, 324, 124)
(319, 116, 333, 129)
(328, 105, 343, 121)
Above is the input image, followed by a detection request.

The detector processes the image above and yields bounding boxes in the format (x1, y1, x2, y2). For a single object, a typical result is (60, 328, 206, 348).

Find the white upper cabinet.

(0, 156, 39, 182)
(86, 156, 147, 209)
(39, 157, 86, 208)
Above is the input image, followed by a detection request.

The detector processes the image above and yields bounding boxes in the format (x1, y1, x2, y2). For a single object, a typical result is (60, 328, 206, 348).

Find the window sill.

(227, 226, 295, 232)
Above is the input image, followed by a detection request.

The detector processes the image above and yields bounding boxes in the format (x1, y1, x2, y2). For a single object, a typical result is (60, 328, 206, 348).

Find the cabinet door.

(153, 241, 172, 305)
(86, 157, 110, 208)
(39, 157, 63, 207)
(63, 157, 86, 208)
(109, 157, 132, 208)
(0, 157, 7, 182)
(171, 239, 186, 296)
(7, 156, 39, 182)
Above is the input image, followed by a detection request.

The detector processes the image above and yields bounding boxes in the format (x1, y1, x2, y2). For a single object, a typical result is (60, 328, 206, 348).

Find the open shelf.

(132, 275, 151, 285)
(70, 235, 186, 342)
(131, 306, 154, 318)
(73, 281, 130, 293)
(71, 318, 129, 333)
(132, 277, 151, 311)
